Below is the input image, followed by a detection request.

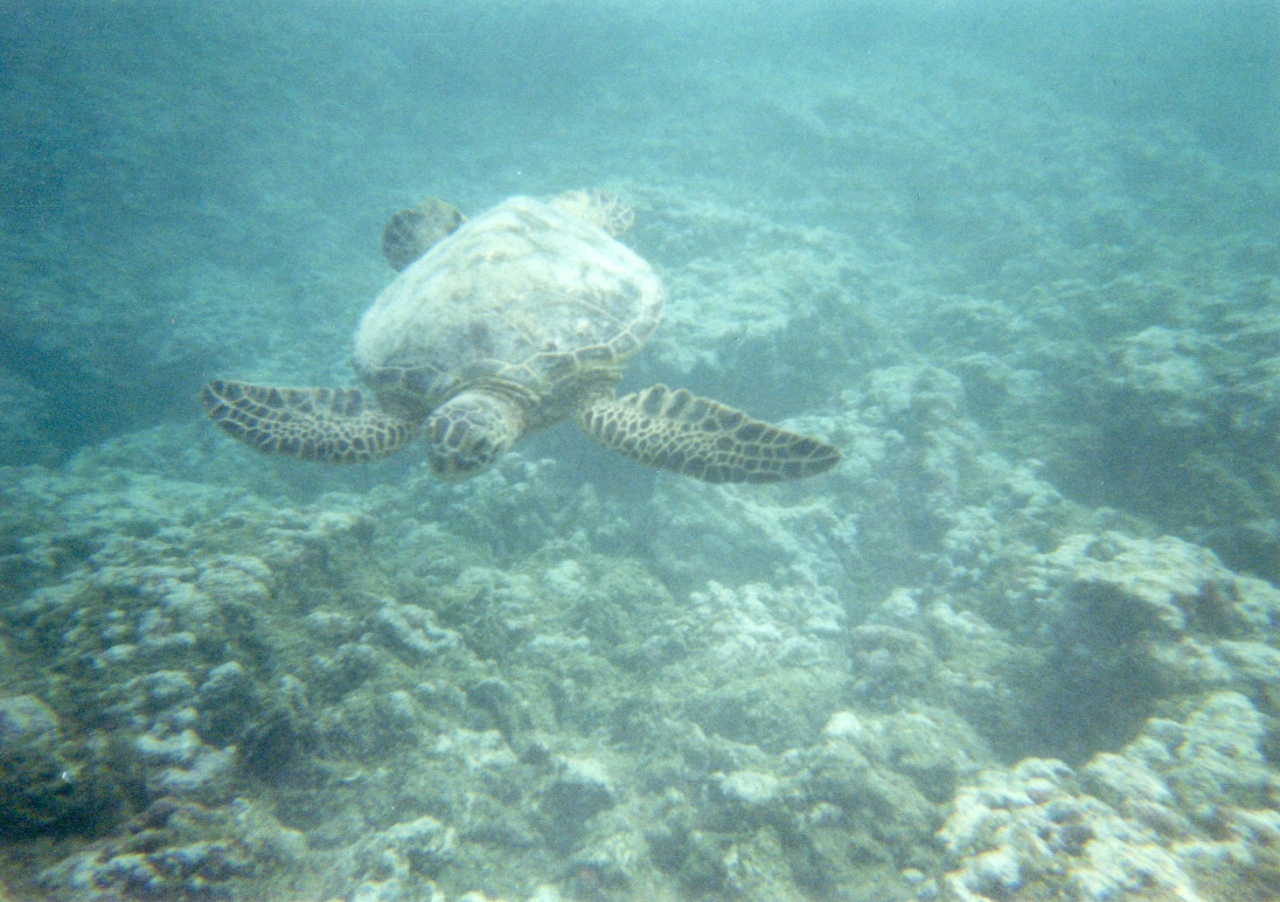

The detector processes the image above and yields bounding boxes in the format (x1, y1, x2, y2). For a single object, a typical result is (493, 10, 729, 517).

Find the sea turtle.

(201, 191, 841, 483)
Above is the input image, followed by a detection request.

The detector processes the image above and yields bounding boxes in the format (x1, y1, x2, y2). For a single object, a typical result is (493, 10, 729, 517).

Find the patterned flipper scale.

(201, 379, 414, 463)
(580, 385, 841, 483)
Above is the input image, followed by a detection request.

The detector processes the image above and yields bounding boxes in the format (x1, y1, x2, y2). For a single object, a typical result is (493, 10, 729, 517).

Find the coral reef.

(929, 691, 1280, 902)
(4, 335, 1277, 901)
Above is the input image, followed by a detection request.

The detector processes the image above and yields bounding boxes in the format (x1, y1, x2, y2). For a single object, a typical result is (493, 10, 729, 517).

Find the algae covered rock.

(38, 796, 308, 902)
(932, 757, 1198, 902)
(1041, 532, 1253, 639)
(0, 694, 122, 839)
(931, 692, 1280, 902)
(542, 756, 616, 829)
(331, 813, 456, 902)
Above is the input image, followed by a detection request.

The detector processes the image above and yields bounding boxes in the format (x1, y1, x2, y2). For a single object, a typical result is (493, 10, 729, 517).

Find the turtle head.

(425, 391, 524, 480)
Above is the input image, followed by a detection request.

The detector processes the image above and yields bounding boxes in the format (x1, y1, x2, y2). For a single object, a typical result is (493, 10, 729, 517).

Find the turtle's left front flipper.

(201, 379, 414, 462)
(580, 385, 841, 483)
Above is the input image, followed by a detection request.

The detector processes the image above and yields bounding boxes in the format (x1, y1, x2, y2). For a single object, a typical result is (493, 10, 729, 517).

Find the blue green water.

(1, 2, 1278, 900)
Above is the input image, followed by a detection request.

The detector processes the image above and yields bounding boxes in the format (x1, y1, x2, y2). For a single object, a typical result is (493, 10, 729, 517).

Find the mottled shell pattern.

(352, 195, 664, 424)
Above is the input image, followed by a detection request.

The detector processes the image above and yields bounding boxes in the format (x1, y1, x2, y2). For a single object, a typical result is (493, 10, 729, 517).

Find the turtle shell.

(353, 196, 664, 421)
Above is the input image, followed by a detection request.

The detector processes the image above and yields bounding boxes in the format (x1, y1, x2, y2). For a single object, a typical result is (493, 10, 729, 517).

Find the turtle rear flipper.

(580, 385, 841, 483)
(381, 199, 466, 271)
(201, 380, 414, 462)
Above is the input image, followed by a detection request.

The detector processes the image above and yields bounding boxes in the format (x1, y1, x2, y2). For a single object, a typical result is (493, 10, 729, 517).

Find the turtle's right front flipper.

(200, 380, 414, 462)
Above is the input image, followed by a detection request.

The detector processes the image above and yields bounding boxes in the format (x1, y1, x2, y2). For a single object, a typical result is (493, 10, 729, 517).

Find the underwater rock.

(1110, 326, 1217, 431)
(542, 756, 616, 827)
(925, 458, 1069, 598)
(677, 723, 941, 898)
(671, 581, 848, 752)
(1156, 692, 1277, 824)
(563, 826, 649, 898)
(128, 670, 199, 718)
(849, 622, 938, 702)
(304, 608, 364, 645)
(646, 478, 859, 592)
(316, 686, 428, 761)
(695, 581, 845, 671)
(629, 707, 943, 899)
(133, 717, 237, 800)
(466, 677, 533, 746)
(1042, 532, 1247, 638)
(194, 661, 309, 781)
(714, 769, 781, 808)
(431, 727, 521, 773)
(337, 814, 454, 902)
(826, 707, 990, 804)
(370, 598, 461, 660)
(854, 365, 977, 524)
(846, 588, 1035, 759)
(38, 796, 306, 901)
(0, 694, 118, 837)
(197, 661, 262, 743)
(1004, 530, 1280, 760)
(933, 692, 1280, 902)
(932, 757, 1198, 902)
(197, 554, 275, 606)
(806, 721, 939, 822)
(311, 640, 382, 700)
(0, 695, 59, 752)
